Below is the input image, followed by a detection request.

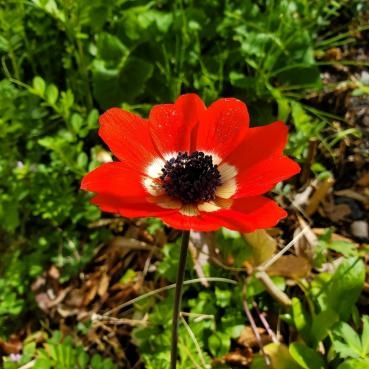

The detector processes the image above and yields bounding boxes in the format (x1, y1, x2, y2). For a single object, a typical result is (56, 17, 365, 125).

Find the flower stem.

(170, 230, 190, 369)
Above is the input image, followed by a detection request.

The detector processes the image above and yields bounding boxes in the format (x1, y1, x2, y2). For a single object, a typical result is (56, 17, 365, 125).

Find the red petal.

(226, 121, 289, 165)
(99, 108, 158, 168)
(81, 162, 173, 217)
(149, 94, 206, 154)
(158, 211, 224, 231)
(205, 197, 287, 232)
(81, 162, 145, 199)
(196, 98, 249, 158)
(91, 194, 175, 217)
(234, 156, 301, 197)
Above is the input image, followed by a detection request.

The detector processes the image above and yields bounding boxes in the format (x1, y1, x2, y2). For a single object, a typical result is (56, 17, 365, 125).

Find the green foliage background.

(0, 0, 368, 368)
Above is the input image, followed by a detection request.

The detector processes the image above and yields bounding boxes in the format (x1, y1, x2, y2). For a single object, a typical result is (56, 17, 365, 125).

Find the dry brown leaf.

(48, 266, 60, 279)
(35, 292, 52, 312)
(267, 255, 311, 279)
(306, 177, 335, 216)
(243, 229, 277, 267)
(213, 348, 253, 367)
(335, 189, 369, 204)
(97, 273, 110, 297)
(238, 326, 271, 348)
(294, 217, 318, 262)
(357, 171, 369, 187)
(324, 202, 352, 222)
(65, 288, 85, 307)
(0, 335, 22, 354)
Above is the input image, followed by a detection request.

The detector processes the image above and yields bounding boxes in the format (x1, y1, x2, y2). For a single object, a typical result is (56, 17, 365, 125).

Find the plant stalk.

(170, 230, 190, 369)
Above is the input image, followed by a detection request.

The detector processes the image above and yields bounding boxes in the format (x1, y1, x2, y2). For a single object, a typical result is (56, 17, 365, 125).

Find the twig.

(256, 225, 310, 272)
(252, 301, 278, 343)
(180, 315, 209, 369)
(242, 281, 271, 368)
(255, 271, 292, 307)
(102, 277, 237, 316)
(300, 138, 318, 185)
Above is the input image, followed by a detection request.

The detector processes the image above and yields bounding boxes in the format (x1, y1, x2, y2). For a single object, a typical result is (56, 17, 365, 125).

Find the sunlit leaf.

(243, 229, 276, 267)
(289, 342, 326, 369)
(263, 343, 302, 369)
(322, 257, 365, 321)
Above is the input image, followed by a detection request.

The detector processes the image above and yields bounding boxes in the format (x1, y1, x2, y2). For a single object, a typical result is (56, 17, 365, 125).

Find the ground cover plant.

(0, 0, 368, 368)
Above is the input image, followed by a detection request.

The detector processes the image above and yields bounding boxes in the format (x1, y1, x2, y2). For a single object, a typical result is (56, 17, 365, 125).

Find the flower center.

(160, 151, 221, 204)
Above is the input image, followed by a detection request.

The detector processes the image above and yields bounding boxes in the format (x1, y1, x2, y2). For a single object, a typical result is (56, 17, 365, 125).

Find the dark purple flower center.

(160, 151, 221, 204)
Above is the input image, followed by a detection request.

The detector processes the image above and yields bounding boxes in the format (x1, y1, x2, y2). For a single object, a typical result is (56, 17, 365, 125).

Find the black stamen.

(160, 151, 221, 204)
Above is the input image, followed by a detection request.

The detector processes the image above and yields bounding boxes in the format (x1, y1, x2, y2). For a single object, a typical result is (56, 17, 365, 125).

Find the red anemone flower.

(81, 94, 300, 232)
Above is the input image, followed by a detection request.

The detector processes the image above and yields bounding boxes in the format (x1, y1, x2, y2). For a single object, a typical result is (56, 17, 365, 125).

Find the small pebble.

(350, 220, 369, 239)
(360, 70, 369, 86)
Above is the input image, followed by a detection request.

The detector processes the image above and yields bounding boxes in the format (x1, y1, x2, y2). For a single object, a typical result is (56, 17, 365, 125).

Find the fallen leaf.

(213, 348, 252, 367)
(238, 326, 271, 348)
(267, 255, 311, 279)
(243, 229, 277, 267)
(324, 202, 351, 222)
(357, 171, 369, 186)
(335, 188, 369, 204)
(306, 177, 335, 216)
(97, 273, 110, 297)
(0, 335, 22, 354)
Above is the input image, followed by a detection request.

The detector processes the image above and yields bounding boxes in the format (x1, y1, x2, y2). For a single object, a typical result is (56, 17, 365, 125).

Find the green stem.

(170, 230, 190, 369)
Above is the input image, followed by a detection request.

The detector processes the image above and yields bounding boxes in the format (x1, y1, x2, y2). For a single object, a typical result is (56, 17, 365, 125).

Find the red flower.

(81, 94, 300, 232)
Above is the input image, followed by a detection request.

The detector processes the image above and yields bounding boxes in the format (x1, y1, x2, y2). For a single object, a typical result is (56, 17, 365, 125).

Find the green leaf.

(361, 316, 369, 356)
(263, 343, 303, 369)
(289, 342, 327, 369)
(215, 287, 232, 308)
(34, 358, 52, 369)
(337, 358, 369, 369)
(208, 332, 231, 357)
(334, 341, 359, 359)
(32, 76, 46, 96)
(323, 257, 365, 321)
(310, 308, 339, 345)
(97, 32, 128, 61)
(291, 297, 312, 343)
(117, 56, 153, 103)
(77, 350, 89, 368)
(45, 84, 59, 105)
(335, 322, 362, 356)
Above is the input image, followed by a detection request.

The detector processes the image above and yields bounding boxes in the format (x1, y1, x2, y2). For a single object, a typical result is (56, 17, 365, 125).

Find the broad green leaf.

(311, 309, 339, 345)
(117, 56, 153, 103)
(263, 343, 303, 369)
(289, 342, 326, 369)
(97, 32, 128, 61)
(322, 257, 365, 321)
(243, 229, 276, 267)
(208, 332, 231, 357)
(32, 76, 46, 96)
(92, 56, 153, 108)
(45, 84, 58, 105)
